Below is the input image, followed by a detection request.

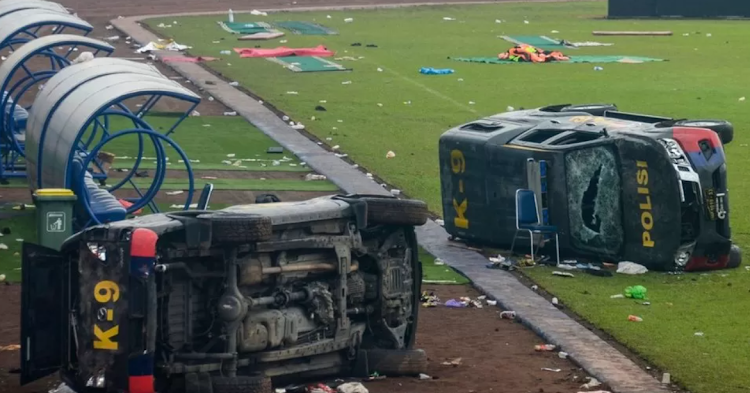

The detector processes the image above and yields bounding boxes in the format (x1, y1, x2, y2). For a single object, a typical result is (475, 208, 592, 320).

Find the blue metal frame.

(0, 21, 92, 51)
(0, 39, 114, 181)
(78, 128, 195, 226)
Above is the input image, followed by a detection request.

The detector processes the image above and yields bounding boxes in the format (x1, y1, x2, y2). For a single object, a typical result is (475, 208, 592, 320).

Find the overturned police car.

(439, 103, 740, 272)
(20, 195, 429, 393)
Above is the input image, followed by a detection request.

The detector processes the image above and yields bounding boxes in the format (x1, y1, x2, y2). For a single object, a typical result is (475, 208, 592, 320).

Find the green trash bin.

(33, 188, 77, 251)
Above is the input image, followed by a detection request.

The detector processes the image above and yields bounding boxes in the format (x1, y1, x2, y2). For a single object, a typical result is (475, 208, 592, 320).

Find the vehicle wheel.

(364, 348, 428, 376)
(560, 103, 618, 116)
(674, 119, 734, 145)
(199, 213, 273, 243)
(728, 245, 742, 269)
(212, 376, 272, 393)
(359, 197, 429, 226)
(185, 372, 213, 393)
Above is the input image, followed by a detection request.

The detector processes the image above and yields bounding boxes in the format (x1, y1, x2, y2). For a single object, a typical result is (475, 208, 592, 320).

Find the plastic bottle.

(228, 9, 234, 23)
(535, 344, 556, 352)
(628, 315, 643, 322)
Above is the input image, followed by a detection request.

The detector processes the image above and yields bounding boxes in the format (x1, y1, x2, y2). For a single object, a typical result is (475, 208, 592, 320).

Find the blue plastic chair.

(510, 189, 560, 264)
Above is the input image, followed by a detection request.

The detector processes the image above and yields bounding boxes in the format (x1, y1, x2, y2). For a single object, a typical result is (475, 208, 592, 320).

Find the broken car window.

(565, 145, 624, 255)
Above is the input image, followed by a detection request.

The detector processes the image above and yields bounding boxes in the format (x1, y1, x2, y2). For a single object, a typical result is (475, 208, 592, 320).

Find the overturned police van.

(439, 103, 740, 272)
(20, 195, 429, 393)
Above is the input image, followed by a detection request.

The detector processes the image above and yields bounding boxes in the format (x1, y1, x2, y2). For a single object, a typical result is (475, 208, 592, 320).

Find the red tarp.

(233, 45, 334, 58)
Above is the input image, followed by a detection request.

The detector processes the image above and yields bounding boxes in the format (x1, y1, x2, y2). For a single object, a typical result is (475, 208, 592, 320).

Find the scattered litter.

(420, 67, 455, 75)
(170, 203, 198, 209)
(308, 383, 335, 393)
(706, 33, 712, 37)
(695, 331, 705, 336)
(535, 344, 556, 352)
(617, 261, 648, 274)
(15, 239, 22, 242)
(468, 101, 475, 105)
(571, 41, 613, 47)
(105, 24, 114, 30)
(445, 299, 466, 308)
(524, 20, 530, 24)
(0, 274, 5, 281)
(341, 81, 352, 85)
(165, 190, 184, 196)
(495, 19, 503, 23)
(558, 351, 569, 359)
(344, 18, 354, 23)
(191, 111, 201, 116)
(487, 300, 497, 306)
(531, 285, 538, 291)
(434, 258, 445, 266)
(386, 151, 396, 158)
(366, 173, 373, 178)
(0, 344, 20, 352)
(442, 357, 462, 366)
(593, 30, 673, 36)
(419, 373, 432, 380)
(220, 50, 232, 55)
(581, 377, 602, 389)
(662, 373, 671, 384)
(594, 66, 604, 71)
(390, 189, 401, 196)
(551, 30, 560, 33)
(332, 145, 340, 150)
(404, 100, 412, 105)
(628, 315, 643, 322)
(642, 301, 651, 306)
(553, 271, 575, 278)
(551, 297, 559, 305)
(251, 9, 269, 16)
(421, 291, 440, 307)
(291, 124, 305, 130)
(740, 97, 746, 102)
(506, 106, 515, 111)
(500, 311, 516, 320)
(0, 244, 7, 250)
(443, 17, 456, 21)
(71, 51, 95, 64)
(223, 111, 237, 116)
(305, 173, 327, 181)
(542, 368, 561, 373)
(228, 81, 239, 87)
(377, 67, 383, 72)
(337, 382, 368, 393)
(377, 103, 383, 107)
(610, 294, 624, 299)
(625, 285, 647, 299)
(104, 35, 120, 42)
(327, 15, 332, 18)
(227, 154, 236, 158)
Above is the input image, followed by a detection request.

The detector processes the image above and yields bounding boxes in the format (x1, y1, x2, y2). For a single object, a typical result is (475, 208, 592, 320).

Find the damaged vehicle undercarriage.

(439, 103, 740, 272)
(20, 195, 430, 393)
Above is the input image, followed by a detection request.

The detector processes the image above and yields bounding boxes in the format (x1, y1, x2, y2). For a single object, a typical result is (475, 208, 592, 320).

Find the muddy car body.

(439, 103, 739, 271)
(20, 195, 429, 393)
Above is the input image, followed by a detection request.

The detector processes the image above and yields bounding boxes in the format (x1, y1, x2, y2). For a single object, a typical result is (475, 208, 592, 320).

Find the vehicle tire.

(674, 119, 734, 145)
(212, 376, 272, 393)
(185, 372, 214, 393)
(560, 103, 618, 117)
(728, 245, 742, 269)
(199, 213, 273, 243)
(364, 348, 428, 376)
(359, 197, 429, 226)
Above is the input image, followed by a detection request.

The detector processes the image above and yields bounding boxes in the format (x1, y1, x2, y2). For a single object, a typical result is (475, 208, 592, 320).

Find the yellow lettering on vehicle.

(636, 161, 654, 248)
(451, 149, 469, 229)
(93, 325, 119, 350)
(93, 280, 120, 351)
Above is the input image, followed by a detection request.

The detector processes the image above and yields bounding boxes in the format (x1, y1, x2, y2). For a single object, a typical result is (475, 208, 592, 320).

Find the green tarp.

(273, 21, 337, 35)
(500, 35, 573, 49)
(218, 21, 271, 34)
(451, 56, 666, 64)
(267, 56, 350, 72)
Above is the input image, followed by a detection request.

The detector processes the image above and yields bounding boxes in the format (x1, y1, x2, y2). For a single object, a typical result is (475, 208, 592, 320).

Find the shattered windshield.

(565, 145, 624, 255)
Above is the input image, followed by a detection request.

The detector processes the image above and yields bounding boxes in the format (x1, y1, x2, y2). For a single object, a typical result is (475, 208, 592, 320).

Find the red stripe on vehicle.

(672, 127, 723, 153)
(130, 228, 158, 258)
(128, 375, 155, 393)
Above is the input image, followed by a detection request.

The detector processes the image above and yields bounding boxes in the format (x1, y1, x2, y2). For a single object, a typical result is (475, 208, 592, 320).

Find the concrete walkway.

(113, 11, 672, 393)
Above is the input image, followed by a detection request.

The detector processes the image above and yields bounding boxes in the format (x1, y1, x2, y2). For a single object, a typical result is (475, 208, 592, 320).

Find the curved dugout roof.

(25, 58, 165, 189)
(0, 1, 68, 17)
(28, 70, 199, 189)
(0, 9, 92, 49)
